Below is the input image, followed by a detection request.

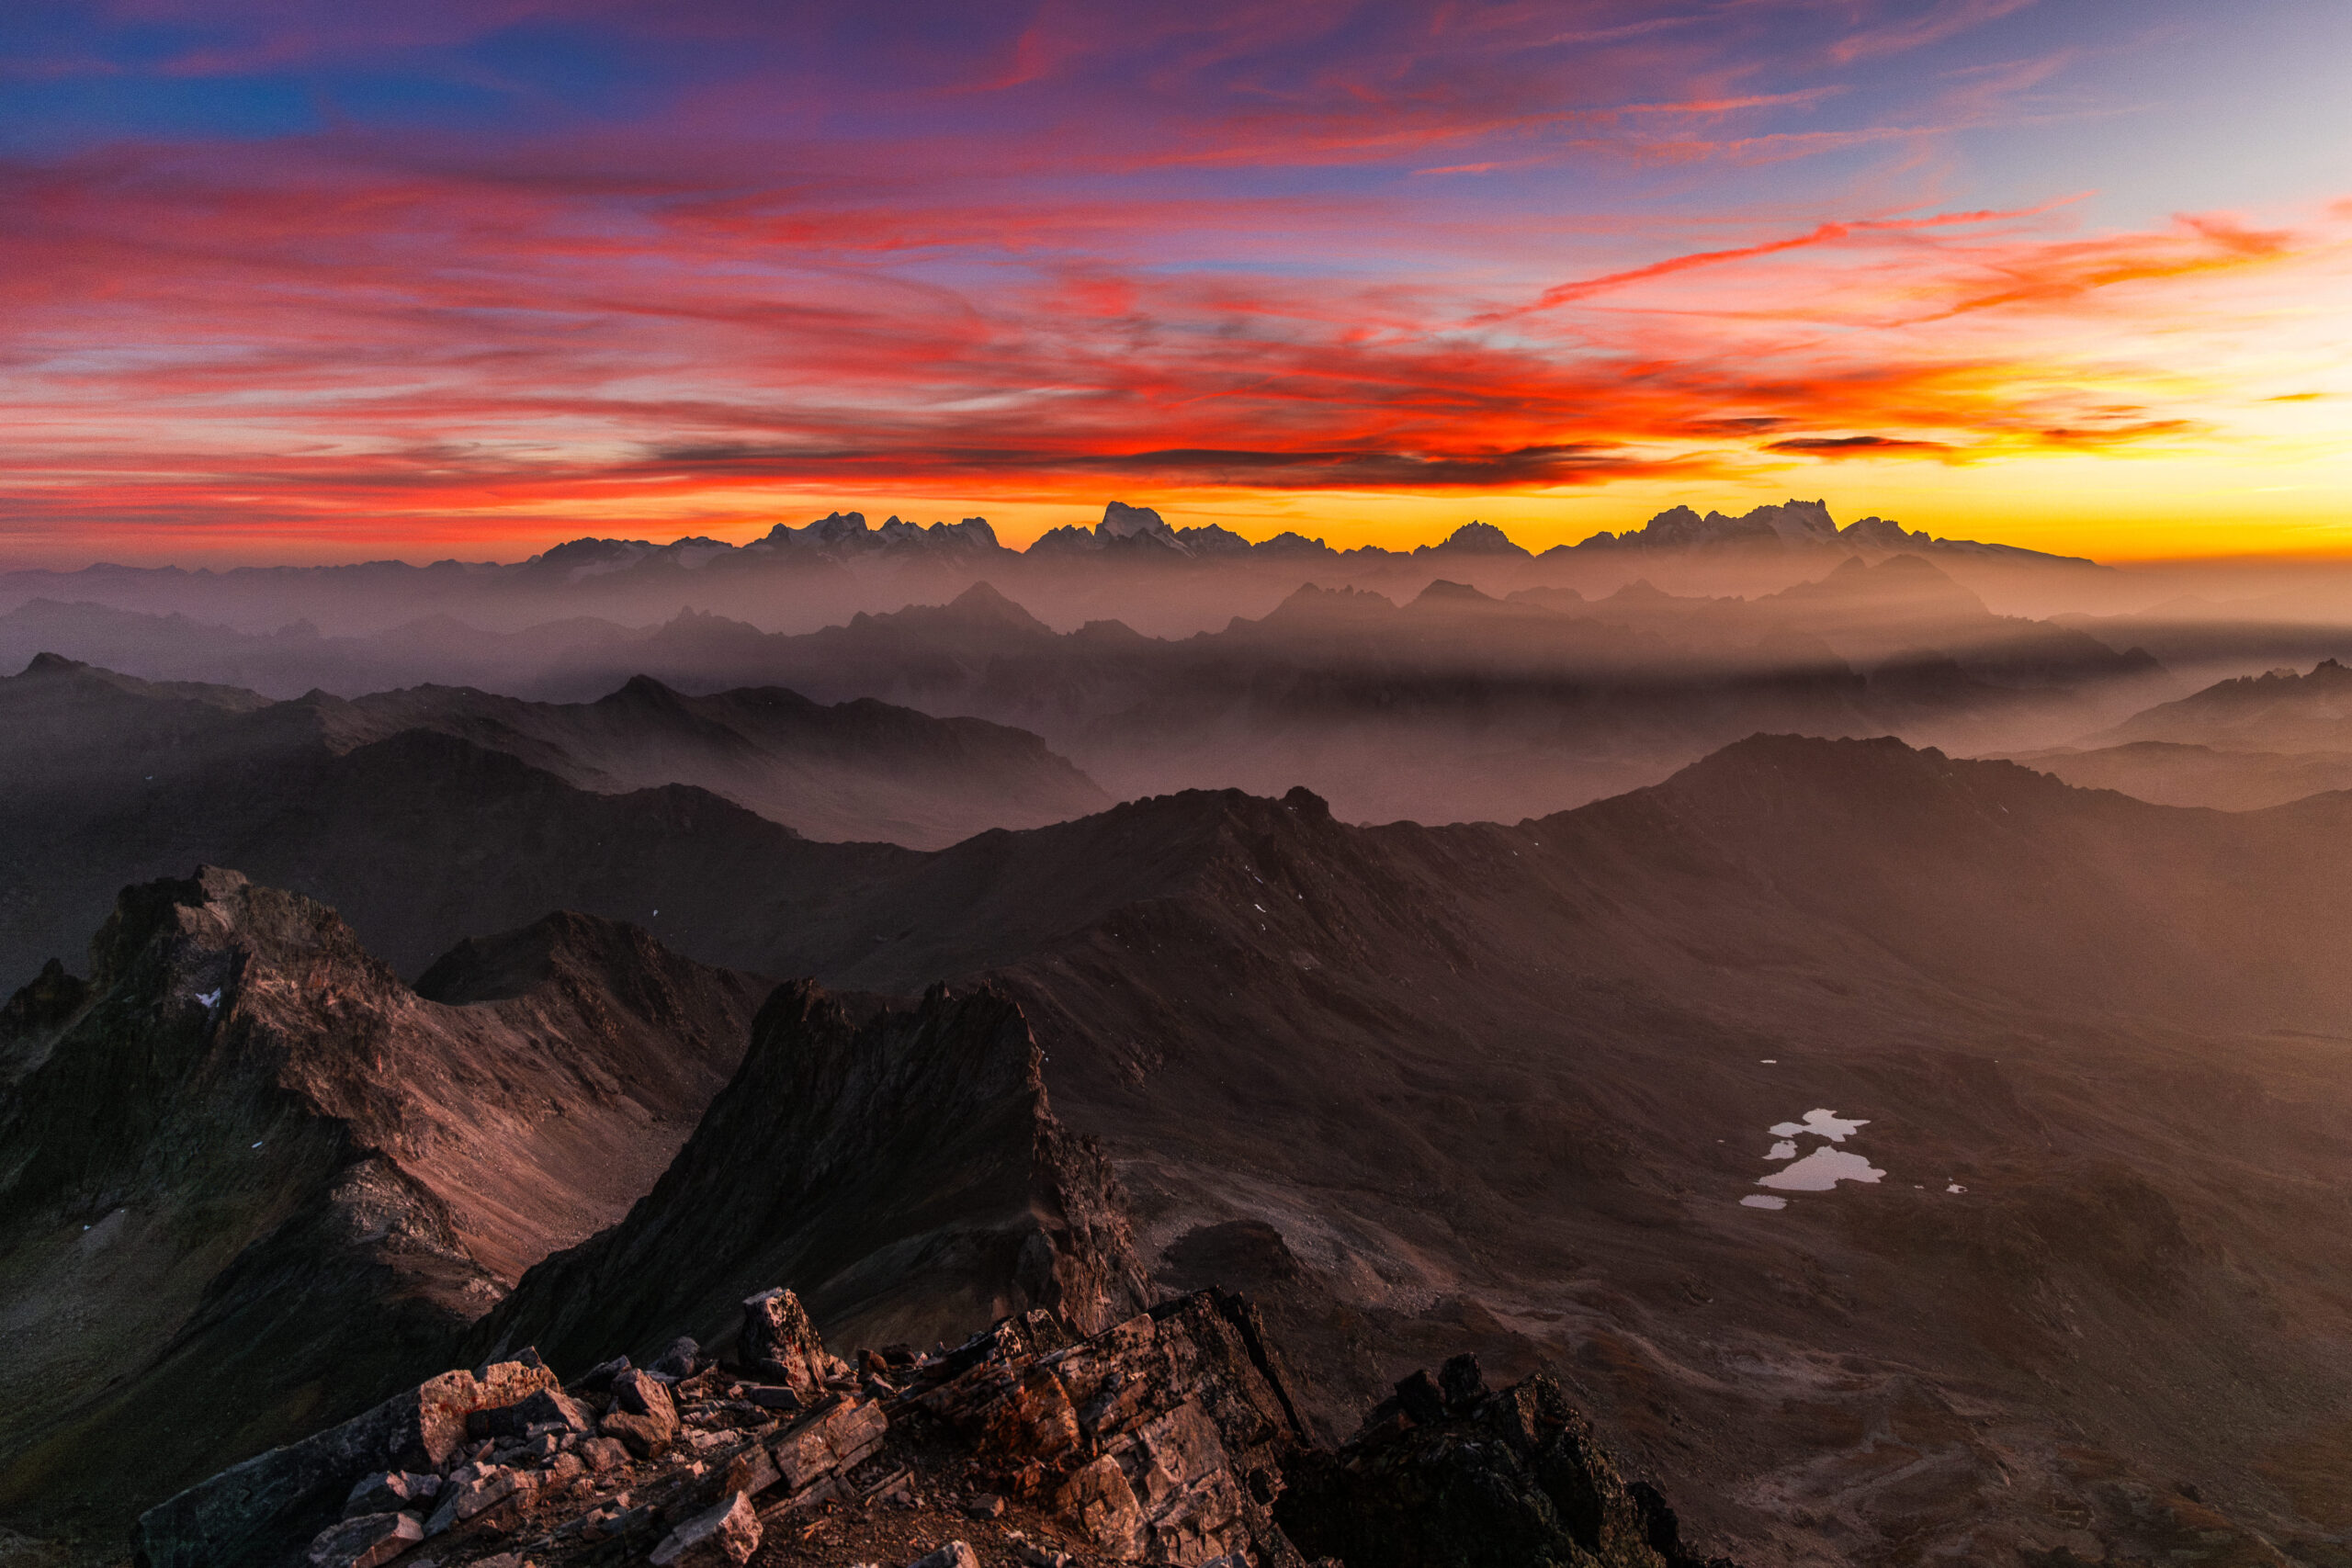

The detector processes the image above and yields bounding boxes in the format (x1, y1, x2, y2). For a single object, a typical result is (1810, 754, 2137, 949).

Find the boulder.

(423, 1463, 534, 1538)
(649, 1490, 761, 1566)
(739, 1287, 831, 1392)
(1437, 1353, 1488, 1412)
(468, 1386, 594, 1441)
(1055, 1457, 1146, 1558)
(339, 1470, 437, 1518)
(133, 1362, 550, 1568)
(601, 1368, 680, 1457)
(772, 1397, 888, 1496)
(577, 1436, 632, 1472)
(651, 1335, 701, 1379)
(576, 1354, 630, 1393)
(304, 1510, 422, 1568)
(912, 1291, 1307, 1566)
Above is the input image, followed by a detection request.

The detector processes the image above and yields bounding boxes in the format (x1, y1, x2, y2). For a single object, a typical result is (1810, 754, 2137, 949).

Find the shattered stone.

(773, 1396, 888, 1495)
(601, 1367, 681, 1457)
(469, 1386, 595, 1441)
(423, 1463, 535, 1537)
(739, 1287, 831, 1393)
(648, 1490, 761, 1566)
(576, 1435, 631, 1472)
(1278, 1367, 1724, 1568)
(340, 1469, 438, 1518)
(305, 1509, 423, 1568)
(135, 1360, 554, 1568)
(145, 1287, 1737, 1568)
(718, 1441, 780, 1498)
(576, 1355, 630, 1393)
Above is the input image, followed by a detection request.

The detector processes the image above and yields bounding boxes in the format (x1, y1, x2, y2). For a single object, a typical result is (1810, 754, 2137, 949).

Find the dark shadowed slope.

(258, 736, 2352, 1562)
(944, 751, 2352, 1562)
(0, 873, 763, 1542)
(467, 980, 1151, 1375)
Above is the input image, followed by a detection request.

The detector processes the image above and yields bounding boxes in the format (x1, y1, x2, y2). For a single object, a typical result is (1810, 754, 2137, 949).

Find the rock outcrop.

(137, 1285, 1734, 1568)
(132, 1359, 557, 1568)
(466, 980, 1153, 1372)
(1277, 1356, 1736, 1568)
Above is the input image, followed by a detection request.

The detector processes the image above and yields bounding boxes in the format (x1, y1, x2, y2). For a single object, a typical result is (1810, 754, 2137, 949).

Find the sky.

(1, 0, 2348, 567)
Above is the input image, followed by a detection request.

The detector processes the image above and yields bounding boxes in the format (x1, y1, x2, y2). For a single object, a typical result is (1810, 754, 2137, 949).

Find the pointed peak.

(1410, 579, 1498, 607)
(1100, 501, 1174, 540)
(1419, 520, 1529, 557)
(945, 581, 1054, 634)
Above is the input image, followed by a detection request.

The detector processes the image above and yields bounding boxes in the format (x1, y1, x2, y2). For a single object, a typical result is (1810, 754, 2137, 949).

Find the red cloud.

(0, 3, 2343, 560)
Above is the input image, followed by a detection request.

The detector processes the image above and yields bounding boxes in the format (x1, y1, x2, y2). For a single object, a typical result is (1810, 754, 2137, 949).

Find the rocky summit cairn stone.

(740, 1285, 837, 1393)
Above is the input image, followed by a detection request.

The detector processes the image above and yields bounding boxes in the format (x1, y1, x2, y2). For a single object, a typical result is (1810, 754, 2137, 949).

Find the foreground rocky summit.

(139, 1284, 1734, 1568)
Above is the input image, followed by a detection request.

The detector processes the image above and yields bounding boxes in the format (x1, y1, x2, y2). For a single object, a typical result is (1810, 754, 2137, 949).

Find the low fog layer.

(13, 499, 2352, 829)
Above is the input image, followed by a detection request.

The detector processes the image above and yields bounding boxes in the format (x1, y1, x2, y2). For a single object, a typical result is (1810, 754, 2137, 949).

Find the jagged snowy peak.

(1563, 498, 2093, 563)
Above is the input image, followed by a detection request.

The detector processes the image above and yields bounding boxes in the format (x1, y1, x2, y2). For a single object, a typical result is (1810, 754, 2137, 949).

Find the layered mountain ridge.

(19, 732, 2352, 1562)
(0, 501, 2105, 657)
(0, 871, 763, 1540)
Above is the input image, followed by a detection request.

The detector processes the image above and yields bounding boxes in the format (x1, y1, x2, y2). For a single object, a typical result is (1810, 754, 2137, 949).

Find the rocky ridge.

(465, 980, 1154, 1376)
(138, 1285, 1733, 1568)
(0, 871, 763, 1545)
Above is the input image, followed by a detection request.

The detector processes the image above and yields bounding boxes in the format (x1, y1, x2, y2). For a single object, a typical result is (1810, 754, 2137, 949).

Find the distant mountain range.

(513, 497, 2098, 570)
(0, 554, 2174, 831)
(0, 500, 2103, 649)
(2000, 657, 2352, 810)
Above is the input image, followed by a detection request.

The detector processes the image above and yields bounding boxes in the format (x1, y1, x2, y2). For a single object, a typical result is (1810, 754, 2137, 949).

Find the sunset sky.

(3, 0, 2348, 566)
